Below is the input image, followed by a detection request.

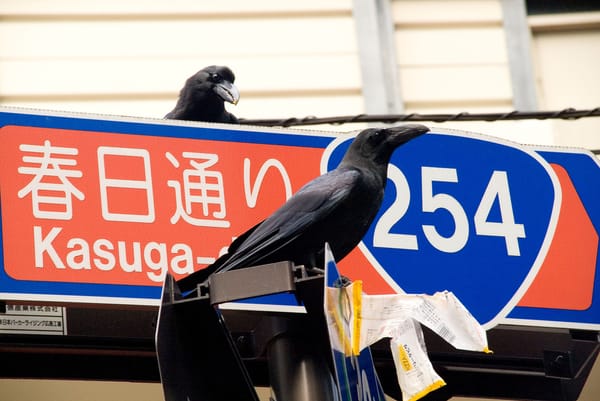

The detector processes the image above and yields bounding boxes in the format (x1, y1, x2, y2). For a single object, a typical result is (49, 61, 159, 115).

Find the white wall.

(392, 0, 512, 112)
(1, 1, 598, 148)
(0, 0, 363, 124)
(388, 0, 556, 145)
(530, 11, 600, 150)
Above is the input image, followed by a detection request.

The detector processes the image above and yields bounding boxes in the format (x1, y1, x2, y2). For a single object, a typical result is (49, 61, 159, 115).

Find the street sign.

(1, 108, 598, 330)
(325, 130, 599, 330)
(324, 131, 560, 329)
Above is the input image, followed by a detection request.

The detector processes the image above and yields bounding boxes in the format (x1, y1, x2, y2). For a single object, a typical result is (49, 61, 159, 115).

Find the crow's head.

(186, 65, 240, 105)
(343, 124, 429, 166)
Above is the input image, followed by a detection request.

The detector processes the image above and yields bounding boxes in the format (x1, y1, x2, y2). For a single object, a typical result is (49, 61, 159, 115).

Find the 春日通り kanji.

(18, 140, 84, 220)
(166, 151, 230, 228)
(97, 146, 155, 223)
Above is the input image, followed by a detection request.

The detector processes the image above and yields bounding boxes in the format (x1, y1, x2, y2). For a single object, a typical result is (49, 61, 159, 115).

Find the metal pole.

(501, 0, 539, 110)
(352, 0, 404, 114)
(267, 328, 337, 401)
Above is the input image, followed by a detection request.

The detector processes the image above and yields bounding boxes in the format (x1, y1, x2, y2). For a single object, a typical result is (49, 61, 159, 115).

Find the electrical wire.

(238, 107, 600, 127)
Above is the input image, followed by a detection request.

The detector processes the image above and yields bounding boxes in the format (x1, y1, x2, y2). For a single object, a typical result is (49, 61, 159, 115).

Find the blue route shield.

(323, 130, 560, 328)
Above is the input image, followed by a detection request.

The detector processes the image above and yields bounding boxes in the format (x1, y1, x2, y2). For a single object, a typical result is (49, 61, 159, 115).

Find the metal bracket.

(205, 261, 306, 305)
(544, 350, 575, 378)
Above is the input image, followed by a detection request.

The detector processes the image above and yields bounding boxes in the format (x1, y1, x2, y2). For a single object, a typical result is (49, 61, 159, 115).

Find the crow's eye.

(210, 73, 222, 83)
(368, 129, 384, 144)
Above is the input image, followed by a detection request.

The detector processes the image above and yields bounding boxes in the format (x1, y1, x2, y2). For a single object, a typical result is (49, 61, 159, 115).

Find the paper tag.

(326, 282, 490, 401)
(390, 320, 446, 401)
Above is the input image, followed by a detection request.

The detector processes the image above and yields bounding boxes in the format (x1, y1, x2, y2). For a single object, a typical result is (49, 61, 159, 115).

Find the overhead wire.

(239, 107, 600, 127)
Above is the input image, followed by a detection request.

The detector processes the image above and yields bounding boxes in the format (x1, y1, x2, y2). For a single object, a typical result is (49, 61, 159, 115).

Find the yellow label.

(398, 345, 413, 372)
(407, 380, 446, 401)
(351, 280, 363, 356)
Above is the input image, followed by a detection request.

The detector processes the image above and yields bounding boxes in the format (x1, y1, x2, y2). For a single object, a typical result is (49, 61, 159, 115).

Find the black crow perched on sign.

(178, 124, 429, 291)
(165, 65, 240, 123)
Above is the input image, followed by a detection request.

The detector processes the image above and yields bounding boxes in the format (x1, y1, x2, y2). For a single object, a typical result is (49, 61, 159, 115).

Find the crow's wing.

(176, 219, 264, 291)
(214, 167, 361, 273)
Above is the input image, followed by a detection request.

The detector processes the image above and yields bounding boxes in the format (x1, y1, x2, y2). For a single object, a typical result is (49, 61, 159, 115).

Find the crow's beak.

(385, 124, 429, 145)
(214, 81, 240, 105)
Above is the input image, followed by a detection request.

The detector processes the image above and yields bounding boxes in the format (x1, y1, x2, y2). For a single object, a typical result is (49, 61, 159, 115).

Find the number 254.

(373, 166, 526, 256)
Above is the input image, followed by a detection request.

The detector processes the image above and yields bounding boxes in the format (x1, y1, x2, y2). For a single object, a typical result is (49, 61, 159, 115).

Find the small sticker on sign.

(0, 304, 67, 335)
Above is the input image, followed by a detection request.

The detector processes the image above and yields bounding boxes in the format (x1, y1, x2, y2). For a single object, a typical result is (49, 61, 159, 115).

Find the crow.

(165, 65, 240, 123)
(178, 124, 429, 292)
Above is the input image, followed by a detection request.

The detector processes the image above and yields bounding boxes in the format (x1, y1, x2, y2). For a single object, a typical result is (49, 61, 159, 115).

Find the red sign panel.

(0, 125, 323, 288)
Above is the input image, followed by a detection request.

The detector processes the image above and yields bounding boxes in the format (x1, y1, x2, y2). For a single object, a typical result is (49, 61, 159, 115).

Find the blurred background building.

(0, 0, 599, 400)
(0, 0, 599, 148)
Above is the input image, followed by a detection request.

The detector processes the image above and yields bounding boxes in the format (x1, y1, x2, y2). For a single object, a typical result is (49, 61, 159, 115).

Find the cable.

(238, 107, 600, 127)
